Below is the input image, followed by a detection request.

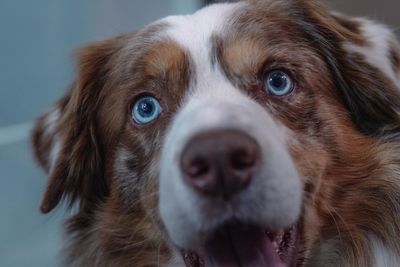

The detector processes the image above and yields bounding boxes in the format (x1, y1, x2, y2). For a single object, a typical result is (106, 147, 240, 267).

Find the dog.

(31, 0, 400, 266)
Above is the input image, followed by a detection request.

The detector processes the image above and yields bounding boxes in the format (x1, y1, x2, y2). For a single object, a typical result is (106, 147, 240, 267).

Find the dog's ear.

(292, 1, 400, 137)
(32, 35, 127, 213)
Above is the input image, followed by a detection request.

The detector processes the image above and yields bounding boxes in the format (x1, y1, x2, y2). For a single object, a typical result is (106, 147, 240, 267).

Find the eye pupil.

(270, 73, 286, 88)
(265, 70, 293, 96)
(138, 101, 154, 116)
(132, 96, 162, 124)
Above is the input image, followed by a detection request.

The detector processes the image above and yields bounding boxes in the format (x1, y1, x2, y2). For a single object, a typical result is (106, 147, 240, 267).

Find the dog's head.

(32, 0, 400, 266)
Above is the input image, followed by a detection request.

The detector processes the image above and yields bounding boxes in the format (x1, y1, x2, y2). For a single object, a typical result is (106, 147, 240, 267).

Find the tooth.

(272, 240, 280, 252)
(276, 231, 284, 240)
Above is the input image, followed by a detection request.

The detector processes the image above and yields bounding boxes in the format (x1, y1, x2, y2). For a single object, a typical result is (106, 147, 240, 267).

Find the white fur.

(43, 107, 60, 135)
(48, 139, 61, 173)
(343, 17, 400, 87)
(163, 2, 245, 80)
(158, 3, 302, 251)
(114, 145, 162, 210)
(163, 246, 186, 267)
(369, 235, 400, 267)
(309, 236, 400, 267)
(44, 108, 61, 173)
(114, 147, 140, 205)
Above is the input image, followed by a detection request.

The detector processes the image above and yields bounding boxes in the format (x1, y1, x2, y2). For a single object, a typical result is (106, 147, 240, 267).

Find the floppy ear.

(32, 35, 126, 213)
(292, 0, 400, 137)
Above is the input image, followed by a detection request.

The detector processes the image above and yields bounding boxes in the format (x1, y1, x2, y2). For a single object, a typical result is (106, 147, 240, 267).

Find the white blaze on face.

(157, 3, 302, 250)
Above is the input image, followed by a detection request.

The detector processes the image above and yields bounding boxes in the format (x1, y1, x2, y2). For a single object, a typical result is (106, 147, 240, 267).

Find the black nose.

(181, 130, 261, 199)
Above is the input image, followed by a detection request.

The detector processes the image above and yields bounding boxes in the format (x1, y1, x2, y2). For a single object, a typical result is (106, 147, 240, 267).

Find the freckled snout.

(180, 130, 261, 199)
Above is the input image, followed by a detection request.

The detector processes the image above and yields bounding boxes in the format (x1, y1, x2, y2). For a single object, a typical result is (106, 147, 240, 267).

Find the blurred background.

(0, 0, 398, 266)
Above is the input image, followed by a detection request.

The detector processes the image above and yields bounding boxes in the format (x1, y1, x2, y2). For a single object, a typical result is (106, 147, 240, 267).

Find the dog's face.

(32, 0, 400, 266)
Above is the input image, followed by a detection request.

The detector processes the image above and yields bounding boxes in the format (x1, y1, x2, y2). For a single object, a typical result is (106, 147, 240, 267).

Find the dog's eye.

(132, 96, 162, 125)
(265, 70, 293, 96)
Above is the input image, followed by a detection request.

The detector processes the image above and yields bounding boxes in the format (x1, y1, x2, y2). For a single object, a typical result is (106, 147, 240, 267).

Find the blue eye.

(132, 96, 162, 125)
(265, 70, 293, 96)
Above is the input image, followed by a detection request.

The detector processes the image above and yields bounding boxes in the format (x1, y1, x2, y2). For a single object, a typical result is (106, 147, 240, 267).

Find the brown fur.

(31, 0, 400, 266)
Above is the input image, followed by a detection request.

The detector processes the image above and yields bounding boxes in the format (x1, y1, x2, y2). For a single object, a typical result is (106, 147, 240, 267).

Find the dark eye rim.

(129, 93, 163, 127)
(262, 68, 296, 97)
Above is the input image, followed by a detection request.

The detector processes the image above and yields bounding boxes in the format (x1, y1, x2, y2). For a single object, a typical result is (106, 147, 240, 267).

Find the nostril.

(185, 158, 210, 178)
(230, 149, 257, 171)
(182, 156, 220, 196)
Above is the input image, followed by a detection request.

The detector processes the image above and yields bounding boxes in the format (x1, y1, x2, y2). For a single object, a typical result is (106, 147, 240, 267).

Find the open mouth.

(181, 222, 300, 267)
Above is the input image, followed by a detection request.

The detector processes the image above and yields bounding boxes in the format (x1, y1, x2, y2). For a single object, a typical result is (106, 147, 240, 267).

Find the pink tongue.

(204, 224, 286, 267)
